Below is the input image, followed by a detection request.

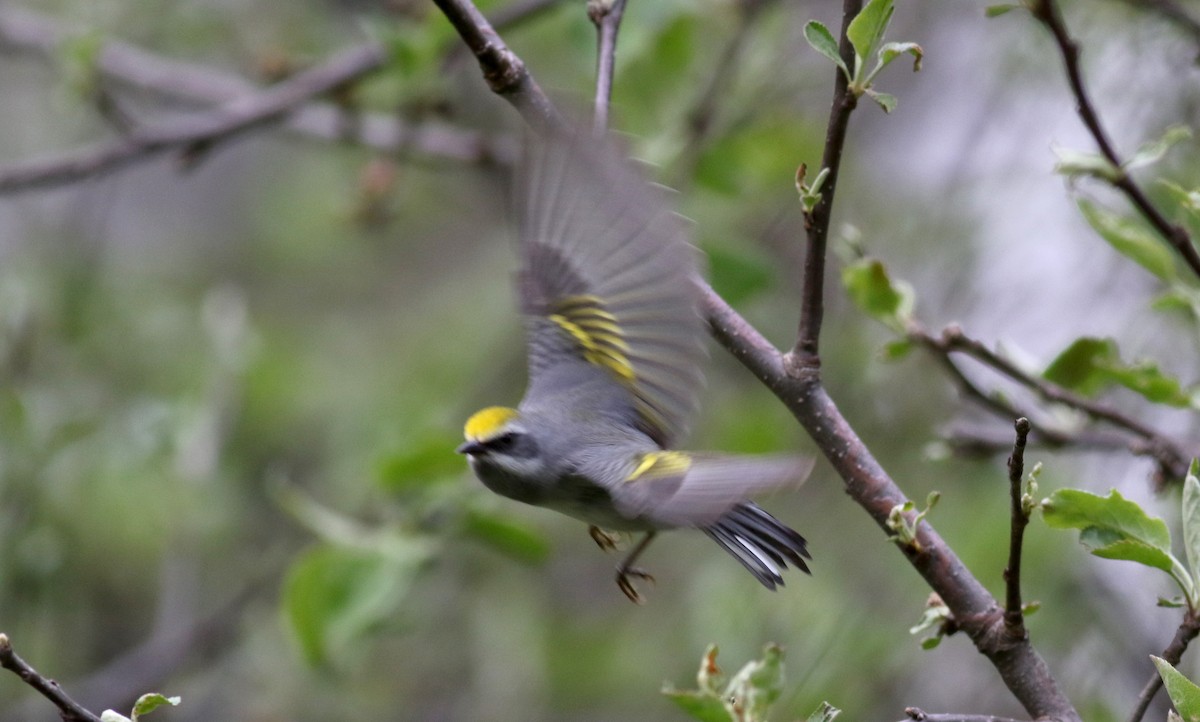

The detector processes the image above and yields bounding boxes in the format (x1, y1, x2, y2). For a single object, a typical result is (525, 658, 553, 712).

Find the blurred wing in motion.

(517, 129, 706, 448)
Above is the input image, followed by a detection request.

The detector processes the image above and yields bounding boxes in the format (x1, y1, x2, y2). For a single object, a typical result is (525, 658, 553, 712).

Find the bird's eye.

(489, 433, 516, 451)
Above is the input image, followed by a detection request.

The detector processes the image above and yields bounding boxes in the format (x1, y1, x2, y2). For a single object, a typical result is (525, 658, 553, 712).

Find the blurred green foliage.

(2, 0, 1200, 721)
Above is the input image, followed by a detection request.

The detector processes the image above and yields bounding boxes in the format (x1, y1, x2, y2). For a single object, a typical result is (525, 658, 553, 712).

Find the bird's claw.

(616, 566, 656, 604)
(589, 525, 621, 552)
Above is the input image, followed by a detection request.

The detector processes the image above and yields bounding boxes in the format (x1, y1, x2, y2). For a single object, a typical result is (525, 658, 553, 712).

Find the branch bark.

(791, 0, 859, 364)
(0, 634, 102, 722)
(1003, 418, 1032, 638)
(432, 0, 1083, 717)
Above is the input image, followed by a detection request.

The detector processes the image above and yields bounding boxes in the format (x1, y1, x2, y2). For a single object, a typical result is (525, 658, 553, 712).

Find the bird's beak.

(456, 440, 485, 455)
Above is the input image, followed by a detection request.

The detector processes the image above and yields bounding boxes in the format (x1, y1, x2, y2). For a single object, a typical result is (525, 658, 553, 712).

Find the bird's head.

(457, 406, 543, 475)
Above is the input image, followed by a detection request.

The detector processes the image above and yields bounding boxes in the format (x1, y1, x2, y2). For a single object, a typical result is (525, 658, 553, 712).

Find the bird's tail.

(702, 502, 810, 590)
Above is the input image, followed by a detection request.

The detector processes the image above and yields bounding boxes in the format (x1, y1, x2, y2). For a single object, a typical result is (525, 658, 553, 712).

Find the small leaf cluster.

(1044, 337, 1196, 409)
(1042, 461, 1200, 611)
(886, 491, 940, 551)
(664, 644, 814, 722)
(804, 0, 923, 113)
(908, 593, 953, 650)
(100, 694, 180, 722)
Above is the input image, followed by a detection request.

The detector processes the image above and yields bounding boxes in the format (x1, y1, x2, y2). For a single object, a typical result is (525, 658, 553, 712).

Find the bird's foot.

(616, 566, 655, 604)
(589, 525, 621, 552)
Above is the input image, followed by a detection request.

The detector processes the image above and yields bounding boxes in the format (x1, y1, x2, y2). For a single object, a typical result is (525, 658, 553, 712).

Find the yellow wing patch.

(626, 451, 692, 483)
(463, 406, 519, 441)
(549, 295, 635, 383)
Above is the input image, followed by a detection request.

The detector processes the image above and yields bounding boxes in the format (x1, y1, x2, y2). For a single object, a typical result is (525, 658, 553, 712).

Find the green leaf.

(1159, 180, 1200, 224)
(878, 41, 923, 72)
(1053, 146, 1123, 182)
(663, 691, 734, 722)
(1079, 532, 1174, 572)
(1042, 488, 1174, 570)
(1184, 461, 1200, 589)
(1042, 336, 1191, 407)
(131, 694, 181, 722)
(842, 257, 914, 329)
(985, 4, 1020, 16)
(284, 542, 428, 666)
(806, 702, 842, 722)
(881, 338, 914, 361)
(866, 90, 898, 113)
(1127, 126, 1192, 171)
(1043, 337, 1118, 394)
(101, 712, 132, 722)
(1077, 198, 1177, 281)
(375, 433, 464, 493)
(1154, 656, 1200, 721)
(803, 21, 848, 76)
(847, 0, 894, 67)
(460, 507, 551, 565)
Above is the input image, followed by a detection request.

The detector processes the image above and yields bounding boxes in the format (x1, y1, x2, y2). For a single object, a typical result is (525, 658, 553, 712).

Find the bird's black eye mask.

(487, 432, 539, 459)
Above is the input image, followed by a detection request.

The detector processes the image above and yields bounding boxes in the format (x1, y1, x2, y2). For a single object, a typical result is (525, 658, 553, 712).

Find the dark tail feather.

(701, 502, 810, 590)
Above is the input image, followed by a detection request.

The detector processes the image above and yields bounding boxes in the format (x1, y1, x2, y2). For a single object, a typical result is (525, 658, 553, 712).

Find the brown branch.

(1030, 0, 1200, 280)
(927, 324, 1191, 480)
(1003, 418, 1032, 638)
(588, 0, 628, 135)
(434, 0, 1082, 717)
(0, 634, 103, 722)
(0, 7, 517, 181)
(902, 710, 1027, 722)
(0, 43, 388, 193)
(431, 0, 562, 132)
(790, 0, 860, 365)
(1126, 611, 1200, 722)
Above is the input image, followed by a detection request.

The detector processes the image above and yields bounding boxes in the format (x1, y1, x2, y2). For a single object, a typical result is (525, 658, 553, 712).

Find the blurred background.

(1, 0, 1199, 720)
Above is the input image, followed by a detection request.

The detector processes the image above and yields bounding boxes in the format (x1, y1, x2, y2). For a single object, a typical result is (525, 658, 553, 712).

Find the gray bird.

(457, 130, 813, 602)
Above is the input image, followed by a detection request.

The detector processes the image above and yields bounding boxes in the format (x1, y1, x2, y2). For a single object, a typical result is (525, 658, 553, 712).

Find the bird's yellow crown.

(463, 406, 519, 442)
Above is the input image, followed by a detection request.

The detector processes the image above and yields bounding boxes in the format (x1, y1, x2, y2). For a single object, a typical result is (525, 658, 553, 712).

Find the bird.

(456, 128, 814, 602)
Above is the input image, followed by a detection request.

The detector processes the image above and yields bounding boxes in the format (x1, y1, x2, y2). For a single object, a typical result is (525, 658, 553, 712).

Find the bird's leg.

(589, 525, 621, 551)
(615, 531, 658, 604)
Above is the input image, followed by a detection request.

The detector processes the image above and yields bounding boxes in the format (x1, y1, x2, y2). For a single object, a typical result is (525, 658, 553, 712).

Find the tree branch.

(433, 0, 1082, 717)
(1126, 611, 1200, 722)
(920, 324, 1191, 481)
(588, 0, 628, 135)
(790, 0, 860, 366)
(0, 43, 388, 193)
(0, 7, 517, 187)
(0, 634, 103, 722)
(1003, 418, 1032, 638)
(902, 710, 1028, 722)
(431, 0, 562, 132)
(1030, 0, 1200, 280)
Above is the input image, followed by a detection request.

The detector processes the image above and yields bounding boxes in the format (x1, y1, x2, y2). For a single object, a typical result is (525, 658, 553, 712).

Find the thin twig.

(1030, 0, 1200, 280)
(588, 0, 628, 135)
(790, 0, 860, 366)
(0, 634, 103, 722)
(902, 710, 1027, 722)
(1003, 417, 1032, 638)
(1126, 611, 1200, 722)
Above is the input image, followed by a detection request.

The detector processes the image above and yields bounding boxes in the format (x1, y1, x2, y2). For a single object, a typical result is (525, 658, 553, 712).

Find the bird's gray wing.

(517, 128, 706, 449)
(603, 451, 815, 527)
